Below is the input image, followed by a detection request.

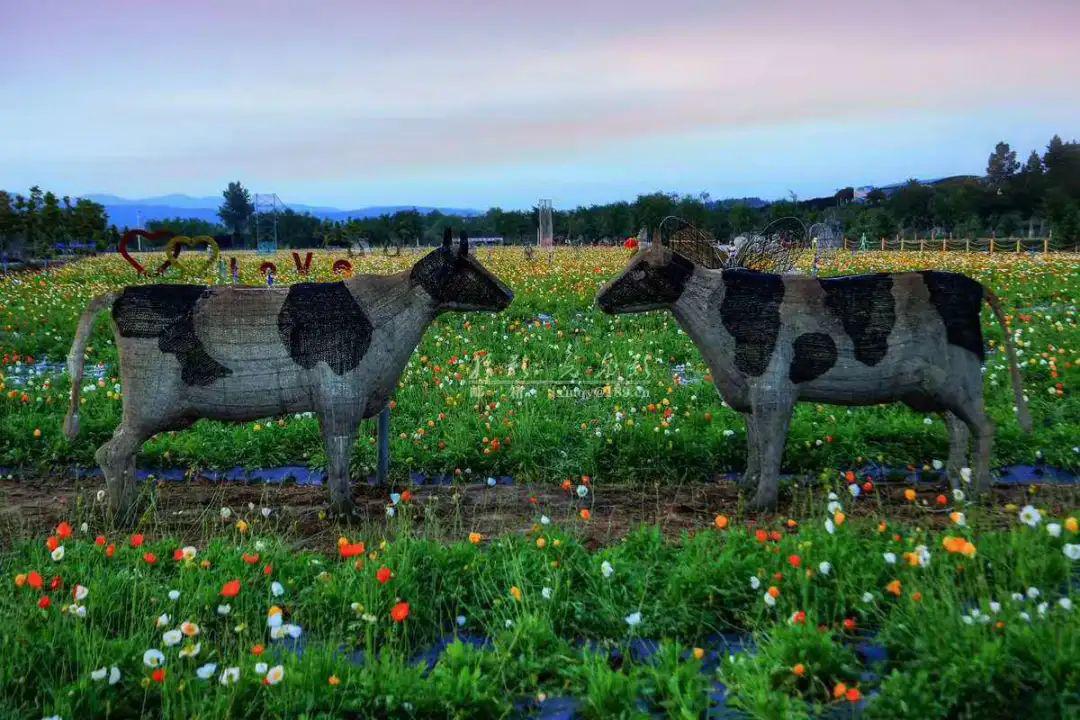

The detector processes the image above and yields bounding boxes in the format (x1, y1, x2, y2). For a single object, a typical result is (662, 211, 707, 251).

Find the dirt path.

(1, 474, 1075, 551)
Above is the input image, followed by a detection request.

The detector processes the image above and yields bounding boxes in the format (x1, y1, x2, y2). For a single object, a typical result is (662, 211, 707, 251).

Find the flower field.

(0, 248, 1078, 718)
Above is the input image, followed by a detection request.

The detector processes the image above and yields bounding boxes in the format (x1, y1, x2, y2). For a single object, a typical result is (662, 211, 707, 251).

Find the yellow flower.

(1065, 517, 1078, 534)
(536, 537, 547, 549)
(692, 647, 705, 660)
(468, 532, 482, 545)
(328, 675, 341, 686)
(510, 586, 522, 601)
(236, 519, 249, 534)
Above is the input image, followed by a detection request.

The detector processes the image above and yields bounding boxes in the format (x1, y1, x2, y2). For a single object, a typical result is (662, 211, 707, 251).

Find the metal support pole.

(376, 406, 391, 485)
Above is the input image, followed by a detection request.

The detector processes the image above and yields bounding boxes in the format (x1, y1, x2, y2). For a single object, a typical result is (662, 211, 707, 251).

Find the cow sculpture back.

(65, 229, 513, 520)
(596, 242, 1031, 509)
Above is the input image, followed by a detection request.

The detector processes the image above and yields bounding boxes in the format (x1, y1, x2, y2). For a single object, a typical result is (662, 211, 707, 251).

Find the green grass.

(2, 500, 1077, 718)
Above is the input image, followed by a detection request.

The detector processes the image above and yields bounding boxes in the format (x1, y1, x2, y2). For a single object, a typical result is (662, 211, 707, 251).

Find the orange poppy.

(220, 579, 241, 598)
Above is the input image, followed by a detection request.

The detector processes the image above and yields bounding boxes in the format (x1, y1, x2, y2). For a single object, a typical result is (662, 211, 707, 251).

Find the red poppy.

(787, 555, 802, 568)
(376, 566, 392, 585)
(152, 668, 166, 683)
(242, 553, 260, 565)
(251, 644, 265, 656)
(339, 543, 365, 559)
(38, 596, 51, 609)
(843, 617, 857, 632)
(400, 490, 413, 503)
(130, 534, 144, 548)
(220, 579, 241, 598)
(49, 575, 62, 591)
(791, 610, 806, 624)
(105, 543, 116, 558)
(390, 601, 410, 622)
(27, 571, 43, 590)
(143, 552, 158, 565)
(45, 536, 60, 552)
(754, 529, 768, 543)
(94, 535, 106, 546)
(172, 549, 185, 561)
(56, 521, 73, 540)
(263, 564, 273, 576)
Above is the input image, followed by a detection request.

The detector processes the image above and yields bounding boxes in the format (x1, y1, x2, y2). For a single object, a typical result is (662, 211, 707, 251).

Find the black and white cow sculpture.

(65, 230, 513, 517)
(596, 243, 1031, 509)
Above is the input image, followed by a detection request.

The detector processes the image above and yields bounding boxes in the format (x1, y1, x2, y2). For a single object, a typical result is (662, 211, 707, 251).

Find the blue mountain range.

(80, 194, 482, 228)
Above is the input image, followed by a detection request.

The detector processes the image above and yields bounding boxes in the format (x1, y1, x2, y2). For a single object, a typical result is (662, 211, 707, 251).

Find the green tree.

(147, 217, 228, 237)
(986, 141, 1019, 189)
(217, 181, 254, 236)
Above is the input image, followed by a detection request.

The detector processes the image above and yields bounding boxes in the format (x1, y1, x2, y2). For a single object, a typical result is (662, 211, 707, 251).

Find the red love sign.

(119, 230, 174, 275)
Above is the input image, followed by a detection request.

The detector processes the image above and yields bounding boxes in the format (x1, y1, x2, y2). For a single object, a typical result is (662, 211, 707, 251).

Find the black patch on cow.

(718, 269, 785, 376)
(820, 274, 895, 366)
(789, 332, 837, 383)
(112, 285, 232, 386)
(277, 282, 373, 375)
(599, 252, 694, 311)
(920, 271, 985, 360)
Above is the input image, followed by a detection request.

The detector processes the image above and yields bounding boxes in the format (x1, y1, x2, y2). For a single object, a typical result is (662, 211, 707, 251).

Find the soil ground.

(1, 472, 1076, 552)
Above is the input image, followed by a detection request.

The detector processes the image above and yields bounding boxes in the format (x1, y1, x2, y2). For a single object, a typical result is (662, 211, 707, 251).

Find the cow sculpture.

(596, 242, 1031, 509)
(65, 229, 513, 518)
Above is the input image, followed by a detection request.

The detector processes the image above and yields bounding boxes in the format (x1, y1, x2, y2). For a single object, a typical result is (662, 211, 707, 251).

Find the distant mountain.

(79, 194, 482, 228)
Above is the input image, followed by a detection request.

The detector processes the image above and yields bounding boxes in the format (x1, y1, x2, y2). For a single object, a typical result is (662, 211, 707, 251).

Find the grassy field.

(0, 248, 1078, 718)
(0, 248, 1076, 482)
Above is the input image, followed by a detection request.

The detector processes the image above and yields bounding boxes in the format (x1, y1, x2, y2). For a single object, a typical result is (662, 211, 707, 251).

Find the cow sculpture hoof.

(747, 486, 779, 512)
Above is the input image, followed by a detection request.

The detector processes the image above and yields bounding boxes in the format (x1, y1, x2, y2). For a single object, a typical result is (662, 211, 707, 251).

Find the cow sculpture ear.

(443, 227, 453, 250)
(459, 230, 469, 257)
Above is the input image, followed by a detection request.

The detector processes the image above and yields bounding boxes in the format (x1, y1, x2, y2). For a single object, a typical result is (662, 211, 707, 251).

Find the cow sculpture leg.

(942, 411, 970, 491)
(738, 411, 761, 491)
(95, 424, 145, 522)
(950, 399, 995, 496)
(319, 411, 362, 517)
(746, 389, 796, 510)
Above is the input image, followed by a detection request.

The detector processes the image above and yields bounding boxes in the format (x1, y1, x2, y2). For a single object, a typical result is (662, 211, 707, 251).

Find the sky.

(2, 0, 1079, 210)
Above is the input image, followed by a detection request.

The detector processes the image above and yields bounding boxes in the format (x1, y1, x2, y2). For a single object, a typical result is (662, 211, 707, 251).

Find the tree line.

(3, 134, 1078, 258)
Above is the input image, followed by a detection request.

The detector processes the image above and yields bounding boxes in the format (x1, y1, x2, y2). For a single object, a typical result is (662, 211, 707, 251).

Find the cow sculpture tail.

(64, 293, 118, 440)
(985, 289, 1033, 433)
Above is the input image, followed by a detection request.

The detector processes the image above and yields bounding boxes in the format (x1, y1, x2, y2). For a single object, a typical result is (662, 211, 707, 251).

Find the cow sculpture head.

(596, 241, 695, 314)
(411, 228, 514, 311)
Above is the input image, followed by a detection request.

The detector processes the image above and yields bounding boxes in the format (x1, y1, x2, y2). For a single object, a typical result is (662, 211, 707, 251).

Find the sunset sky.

(2, 0, 1079, 209)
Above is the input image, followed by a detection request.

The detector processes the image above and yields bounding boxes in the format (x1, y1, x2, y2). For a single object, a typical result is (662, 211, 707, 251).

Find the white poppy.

(540, 515, 551, 525)
(219, 507, 232, 520)
(861, 592, 874, 603)
(624, 611, 642, 627)
(541, 586, 553, 600)
(108, 667, 120, 685)
(576, 484, 589, 498)
(883, 552, 897, 565)
(827, 500, 843, 514)
(456, 615, 466, 626)
(1027, 587, 1041, 599)
(255, 662, 268, 675)
(1059, 598, 1073, 611)
(763, 592, 776, 607)
(51, 546, 65, 562)
(155, 613, 170, 628)
(1064, 544, 1080, 561)
(960, 467, 972, 483)
(142, 649, 165, 668)
(1019, 505, 1042, 527)
(90, 667, 108, 681)
(73, 585, 88, 601)
(217, 604, 231, 616)
(749, 576, 761, 590)
(1047, 523, 1062, 538)
(271, 581, 284, 597)
(168, 590, 181, 601)
(818, 561, 832, 576)
(601, 561, 614, 578)
(162, 629, 183, 647)
(179, 642, 201, 658)
(825, 519, 836, 535)
(264, 665, 284, 685)
(219, 667, 240, 685)
(196, 663, 217, 680)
